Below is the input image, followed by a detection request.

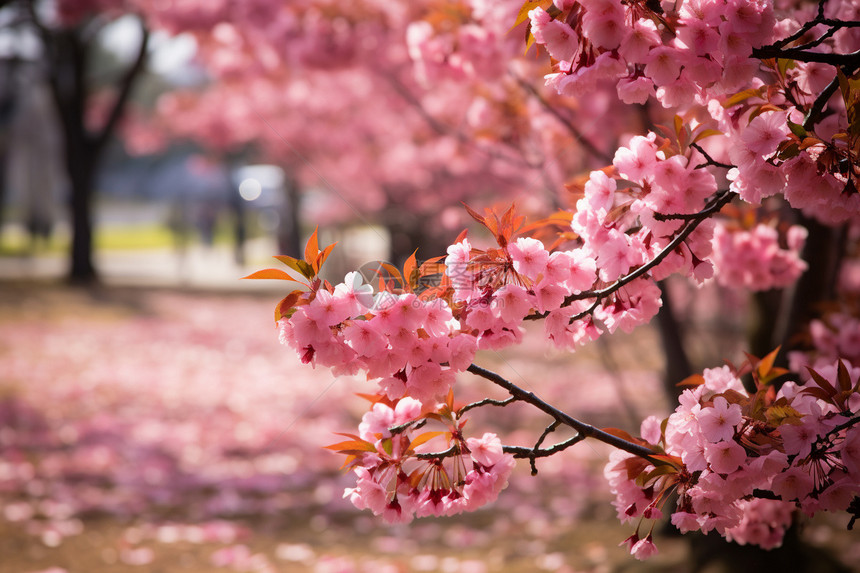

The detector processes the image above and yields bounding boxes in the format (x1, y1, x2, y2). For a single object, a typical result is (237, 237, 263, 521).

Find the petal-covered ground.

(0, 283, 855, 572)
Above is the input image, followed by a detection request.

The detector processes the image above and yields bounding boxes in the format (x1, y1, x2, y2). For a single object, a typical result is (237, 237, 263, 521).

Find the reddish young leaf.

(305, 226, 320, 264)
(837, 359, 852, 392)
(677, 373, 705, 387)
(403, 250, 419, 290)
(405, 431, 448, 454)
(316, 242, 338, 272)
(275, 290, 304, 321)
(602, 427, 638, 444)
(242, 268, 295, 281)
(806, 367, 838, 397)
(757, 346, 781, 381)
(462, 203, 487, 227)
(324, 439, 377, 453)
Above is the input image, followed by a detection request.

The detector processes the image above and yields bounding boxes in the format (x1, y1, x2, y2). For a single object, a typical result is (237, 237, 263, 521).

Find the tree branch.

(465, 363, 661, 462)
(690, 142, 734, 170)
(93, 20, 149, 154)
(527, 190, 734, 321)
(504, 433, 585, 468)
(751, 46, 860, 66)
(458, 395, 517, 416)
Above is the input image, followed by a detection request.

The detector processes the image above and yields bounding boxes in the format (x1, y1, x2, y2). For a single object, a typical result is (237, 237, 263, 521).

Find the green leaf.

(635, 464, 678, 487)
(777, 58, 795, 78)
(295, 260, 315, 280)
(787, 120, 807, 138)
(273, 255, 312, 279)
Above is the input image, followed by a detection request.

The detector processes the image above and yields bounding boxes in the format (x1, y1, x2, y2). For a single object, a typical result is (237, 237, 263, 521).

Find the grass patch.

(95, 224, 176, 250)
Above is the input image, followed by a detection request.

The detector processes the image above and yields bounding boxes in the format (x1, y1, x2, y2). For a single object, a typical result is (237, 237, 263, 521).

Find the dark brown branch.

(691, 142, 734, 170)
(458, 396, 517, 416)
(466, 363, 661, 462)
(415, 445, 459, 460)
(389, 418, 427, 435)
(413, 434, 585, 462)
(751, 46, 860, 66)
(504, 434, 585, 464)
(803, 74, 842, 129)
(526, 190, 734, 322)
(525, 420, 563, 474)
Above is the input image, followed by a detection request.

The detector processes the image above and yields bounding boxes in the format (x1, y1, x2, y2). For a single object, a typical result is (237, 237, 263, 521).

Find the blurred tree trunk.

(31, 9, 149, 283)
(656, 216, 850, 573)
(278, 173, 302, 258)
(0, 60, 17, 246)
(655, 281, 691, 404)
(386, 216, 448, 269)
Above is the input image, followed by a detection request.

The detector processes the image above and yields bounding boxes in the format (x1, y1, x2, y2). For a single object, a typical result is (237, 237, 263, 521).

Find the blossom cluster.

(710, 220, 808, 291)
(343, 398, 515, 523)
(526, 0, 860, 225)
(529, 0, 775, 106)
(605, 360, 860, 558)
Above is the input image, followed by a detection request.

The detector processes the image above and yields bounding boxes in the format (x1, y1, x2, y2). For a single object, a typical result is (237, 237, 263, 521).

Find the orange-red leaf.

(757, 346, 781, 380)
(677, 373, 705, 387)
(405, 431, 447, 454)
(324, 439, 376, 453)
(275, 290, 304, 321)
(403, 250, 419, 289)
(305, 227, 320, 263)
(242, 268, 295, 281)
(462, 203, 486, 226)
(602, 427, 637, 443)
(316, 242, 338, 272)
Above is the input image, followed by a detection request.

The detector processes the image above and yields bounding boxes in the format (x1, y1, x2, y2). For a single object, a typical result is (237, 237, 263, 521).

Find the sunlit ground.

(0, 283, 856, 573)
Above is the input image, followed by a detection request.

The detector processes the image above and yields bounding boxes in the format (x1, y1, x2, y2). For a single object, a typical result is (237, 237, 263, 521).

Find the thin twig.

(526, 420, 562, 474)
(389, 418, 427, 435)
(466, 363, 661, 462)
(525, 189, 734, 322)
(459, 396, 517, 416)
(504, 434, 586, 465)
(691, 142, 734, 170)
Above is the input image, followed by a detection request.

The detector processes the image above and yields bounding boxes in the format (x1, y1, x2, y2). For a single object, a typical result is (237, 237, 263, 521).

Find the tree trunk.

(655, 280, 693, 404)
(66, 144, 97, 283)
(37, 17, 149, 285)
(278, 173, 302, 258)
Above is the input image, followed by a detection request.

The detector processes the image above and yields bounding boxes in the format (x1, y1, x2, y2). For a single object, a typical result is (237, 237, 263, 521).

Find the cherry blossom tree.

(128, 1, 644, 264)
(247, 0, 860, 567)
